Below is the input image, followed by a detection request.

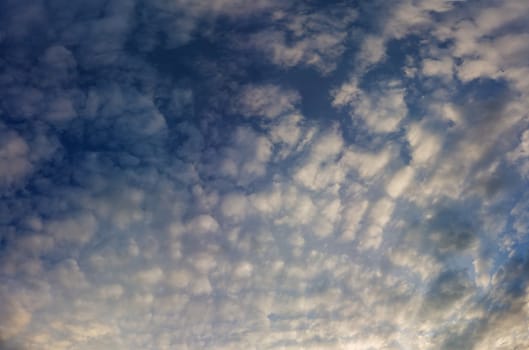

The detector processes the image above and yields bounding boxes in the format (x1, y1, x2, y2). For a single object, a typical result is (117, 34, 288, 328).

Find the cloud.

(243, 4, 358, 73)
(422, 57, 453, 78)
(386, 166, 414, 198)
(421, 269, 474, 316)
(234, 84, 300, 119)
(333, 80, 408, 133)
(134, 0, 283, 49)
(342, 146, 393, 180)
(362, 197, 395, 250)
(216, 127, 273, 184)
(0, 123, 58, 193)
(293, 128, 346, 191)
(1, 0, 529, 349)
(0, 129, 32, 188)
(0, 293, 31, 341)
(357, 35, 386, 69)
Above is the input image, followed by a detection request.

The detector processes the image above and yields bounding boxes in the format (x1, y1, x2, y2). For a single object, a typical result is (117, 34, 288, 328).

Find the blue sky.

(1, 0, 529, 349)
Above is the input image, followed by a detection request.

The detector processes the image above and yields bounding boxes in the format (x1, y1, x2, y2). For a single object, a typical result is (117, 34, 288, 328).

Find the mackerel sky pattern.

(1, 0, 529, 349)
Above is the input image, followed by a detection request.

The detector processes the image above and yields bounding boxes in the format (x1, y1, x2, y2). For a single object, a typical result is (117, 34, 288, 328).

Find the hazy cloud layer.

(1, 0, 529, 349)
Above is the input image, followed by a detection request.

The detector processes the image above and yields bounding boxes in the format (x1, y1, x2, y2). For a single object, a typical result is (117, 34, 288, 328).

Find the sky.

(1, 0, 529, 349)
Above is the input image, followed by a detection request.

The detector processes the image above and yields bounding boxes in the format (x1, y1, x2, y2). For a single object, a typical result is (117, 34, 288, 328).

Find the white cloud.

(311, 195, 343, 238)
(361, 197, 395, 250)
(246, 6, 357, 73)
(422, 57, 453, 77)
(233, 261, 253, 279)
(220, 192, 248, 221)
(135, 267, 164, 286)
(427, 1, 529, 91)
(333, 80, 407, 133)
(406, 122, 442, 166)
(0, 294, 31, 341)
(293, 129, 347, 191)
(340, 198, 369, 241)
(249, 185, 282, 215)
(342, 147, 392, 180)
(357, 35, 386, 68)
(386, 166, 415, 198)
(348, 0, 455, 71)
(46, 213, 98, 245)
(218, 127, 273, 184)
(52, 259, 88, 290)
(235, 84, 300, 119)
(0, 129, 32, 188)
(268, 113, 303, 150)
(186, 214, 220, 235)
(384, 0, 455, 39)
(277, 186, 316, 226)
(98, 284, 124, 299)
(293, 159, 346, 192)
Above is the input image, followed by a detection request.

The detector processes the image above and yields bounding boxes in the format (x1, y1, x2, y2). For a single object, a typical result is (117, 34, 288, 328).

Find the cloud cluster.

(1, 0, 529, 349)
(242, 3, 358, 73)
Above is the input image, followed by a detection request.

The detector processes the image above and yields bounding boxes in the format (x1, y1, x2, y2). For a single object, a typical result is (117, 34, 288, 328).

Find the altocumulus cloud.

(1, 0, 529, 349)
